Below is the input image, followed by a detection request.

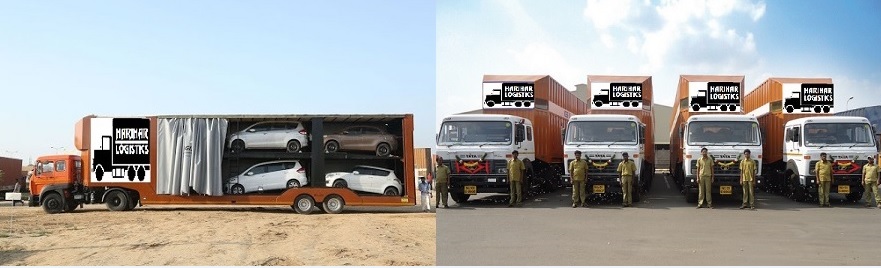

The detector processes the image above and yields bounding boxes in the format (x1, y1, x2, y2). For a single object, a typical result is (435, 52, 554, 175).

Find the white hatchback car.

(227, 160, 308, 194)
(325, 165, 403, 196)
(228, 121, 309, 153)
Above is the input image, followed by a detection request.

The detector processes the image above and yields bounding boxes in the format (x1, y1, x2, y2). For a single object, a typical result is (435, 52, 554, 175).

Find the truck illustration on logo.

(784, 83, 834, 114)
(690, 82, 740, 112)
(484, 82, 535, 108)
(92, 118, 151, 182)
(593, 83, 642, 108)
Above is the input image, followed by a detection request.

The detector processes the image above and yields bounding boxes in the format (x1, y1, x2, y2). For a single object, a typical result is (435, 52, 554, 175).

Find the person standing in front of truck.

(813, 152, 833, 207)
(419, 177, 432, 212)
(861, 156, 880, 208)
(617, 152, 637, 208)
(507, 150, 526, 207)
(435, 157, 451, 209)
(696, 148, 714, 209)
(739, 149, 757, 210)
(569, 150, 589, 208)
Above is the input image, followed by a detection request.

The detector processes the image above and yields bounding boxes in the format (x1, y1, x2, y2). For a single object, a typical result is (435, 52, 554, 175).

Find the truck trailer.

(669, 75, 763, 203)
(29, 114, 416, 214)
(561, 75, 655, 201)
(0, 156, 23, 194)
(437, 75, 589, 203)
(745, 78, 874, 202)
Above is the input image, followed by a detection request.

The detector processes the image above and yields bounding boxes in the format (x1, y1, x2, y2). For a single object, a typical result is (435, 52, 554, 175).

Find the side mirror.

(353, 171, 360, 175)
(561, 128, 567, 143)
(246, 172, 254, 176)
(793, 132, 800, 142)
(247, 128, 256, 132)
(515, 124, 525, 142)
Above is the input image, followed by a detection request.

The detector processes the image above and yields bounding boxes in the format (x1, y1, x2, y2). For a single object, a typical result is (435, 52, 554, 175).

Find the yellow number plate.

(720, 186, 733, 195)
(464, 185, 477, 195)
(593, 185, 605, 194)
(838, 185, 850, 194)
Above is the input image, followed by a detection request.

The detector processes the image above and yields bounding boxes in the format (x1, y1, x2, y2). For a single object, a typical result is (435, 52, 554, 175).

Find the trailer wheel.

(486, 101, 495, 107)
(692, 104, 700, 111)
(42, 192, 64, 214)
(286, 140, 301, 153)
(376, 143, 391, 156)
(322, 195, 345, 214)
(106, 191, 129, 211)
(293, 195, 315, 214)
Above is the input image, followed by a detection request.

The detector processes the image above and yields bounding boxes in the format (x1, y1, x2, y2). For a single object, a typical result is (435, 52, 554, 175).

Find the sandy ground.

(0, 201, 435, 266)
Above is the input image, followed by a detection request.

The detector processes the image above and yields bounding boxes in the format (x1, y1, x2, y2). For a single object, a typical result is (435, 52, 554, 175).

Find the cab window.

(42, 161, 55, 174)
(56, 160, 66, 172)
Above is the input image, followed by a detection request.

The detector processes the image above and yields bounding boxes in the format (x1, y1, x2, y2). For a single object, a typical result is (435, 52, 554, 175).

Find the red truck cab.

(28, 155, 82, 211)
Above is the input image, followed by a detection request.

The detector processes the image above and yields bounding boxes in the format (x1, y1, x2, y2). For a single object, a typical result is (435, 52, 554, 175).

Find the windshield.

(804, 123, 875, 146)
(438, 121, 513, 145)
(687, 121, 760, 145)
(566, 121, 637, 144)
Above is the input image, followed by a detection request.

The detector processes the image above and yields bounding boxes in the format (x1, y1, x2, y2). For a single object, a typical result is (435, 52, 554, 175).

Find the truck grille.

(810, 160, 868, 175)
(690, 159, 758, 175)
(447, 160, 507, 174)
(584, 158, 622, 174)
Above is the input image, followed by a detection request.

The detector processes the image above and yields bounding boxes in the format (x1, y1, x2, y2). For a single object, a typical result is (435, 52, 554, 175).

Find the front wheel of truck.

(685, 190, 698, 203)
(42, 193, 64, 214)
(106, 191, 129, 211)
(451, 193, 470, 203)
(846, 190, 864, 202)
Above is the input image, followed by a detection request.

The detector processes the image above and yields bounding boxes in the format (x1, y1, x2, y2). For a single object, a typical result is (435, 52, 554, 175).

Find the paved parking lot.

(437, 174, 881, 265)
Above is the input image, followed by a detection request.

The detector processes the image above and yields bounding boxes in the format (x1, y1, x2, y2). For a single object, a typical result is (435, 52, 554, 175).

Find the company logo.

(833, 159, 860, 174)
(483, 82, 535, 109)
(586, 154, 614, 159)
(456, 160, 490, 174)
(591, 82, 643, 110)
(709, 154, 739, 159)
(590, 160, 613, 170)
(90, 117, 152, 183)
(716, 160, 738, 170)
(688, 82, 741, 112)
(782, 83, 834, 114)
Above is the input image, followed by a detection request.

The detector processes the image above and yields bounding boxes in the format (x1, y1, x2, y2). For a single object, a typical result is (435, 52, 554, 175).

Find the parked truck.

(0, 156, 23, 194)
(92, 118, 151, 181)
(484, 82, 534, 108)
(670, 75, 763, 202)
(561, 75, 655, 200)
(745, 78, 874, 202)
(29, 114, 417, 214)
(437, 75, 589, 203)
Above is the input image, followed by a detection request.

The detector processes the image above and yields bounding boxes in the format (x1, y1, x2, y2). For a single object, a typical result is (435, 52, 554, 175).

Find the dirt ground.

(0, 203, 435, 266)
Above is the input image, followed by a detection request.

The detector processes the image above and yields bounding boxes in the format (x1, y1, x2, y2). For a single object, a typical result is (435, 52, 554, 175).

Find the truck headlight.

(690, 179, 695, 183)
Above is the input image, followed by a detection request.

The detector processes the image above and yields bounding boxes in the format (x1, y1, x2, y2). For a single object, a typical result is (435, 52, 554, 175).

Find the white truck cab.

(563, 114, 646, 199)
(782, 116, 878, 201)
(436, 114, 534, 203)
(680, 114, 763, 202)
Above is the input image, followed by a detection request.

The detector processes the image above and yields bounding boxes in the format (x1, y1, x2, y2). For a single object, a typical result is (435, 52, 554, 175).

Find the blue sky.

(437, 0, 881, 130)
(0, 1, 435, 162)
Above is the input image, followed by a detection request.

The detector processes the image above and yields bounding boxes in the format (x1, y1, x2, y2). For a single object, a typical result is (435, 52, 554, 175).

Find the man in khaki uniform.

(696, 148, 714, 209)
(507, 150, 526, 207)
(435, 157, 451, 208)
(862, 156, 881, 208)
(617, 152, 637, 207)
(739, 149, 757, 210)
(569, 150, 589, 208)
(814, 152, 833, 207)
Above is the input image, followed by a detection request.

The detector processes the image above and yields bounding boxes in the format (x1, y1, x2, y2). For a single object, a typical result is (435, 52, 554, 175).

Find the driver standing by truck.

(696, 148, 714, 209)
(814, 152, 833, 207)
(507, 150, 526, 207)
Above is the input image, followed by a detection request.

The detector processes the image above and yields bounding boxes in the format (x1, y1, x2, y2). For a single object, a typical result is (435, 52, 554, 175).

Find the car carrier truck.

(29, 114, 416, 214)
(437, 75, 589, 203)
(561, 75, 655, 201)
(670, 75, 763, 202)
(745, 78, 875, 201)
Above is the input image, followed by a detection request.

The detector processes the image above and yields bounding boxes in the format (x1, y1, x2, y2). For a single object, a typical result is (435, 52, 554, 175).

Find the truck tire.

(322, 195, 345, 214)
(42, 192, 64, 214)
(524, 102, 531, 107)
(376, 143, 391, 156)
(623, 102, 631, 107)
(594, 101, 603, 107)
(486, 101, 495, 107)
(137, 166, 146, 181)
(286, 140, 301, 153)
(106, 191, 129, 211)
(846, 190, 863, 202)
(632, 189, 642, 202)
(685, 191, 698, 203)
(786, 106, 795, 113)
(515, 102, 522, 107)
(64, 201, 77, 212)
(632, 101, 640, 107)
(127, 167, 136, 181)
(720, 105, 728, 111)
(823, 106, 831, 113)
(451, 193, 470, 203)
(292, 195, 315, 215)
(814, 106, 821, 113)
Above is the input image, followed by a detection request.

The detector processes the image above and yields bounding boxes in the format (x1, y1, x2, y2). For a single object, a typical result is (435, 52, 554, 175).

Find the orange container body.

(482, 75, 590, 165)
(744, 77, 834, 164)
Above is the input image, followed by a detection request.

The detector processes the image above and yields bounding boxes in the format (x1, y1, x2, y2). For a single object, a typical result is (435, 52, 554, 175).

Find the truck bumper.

(586, 175, 625, 195)
(683, 175, 744, 195)
(449, 174, 511, 194)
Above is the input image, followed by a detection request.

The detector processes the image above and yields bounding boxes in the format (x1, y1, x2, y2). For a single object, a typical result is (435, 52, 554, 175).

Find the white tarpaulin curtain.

(157, 118, 228, 196)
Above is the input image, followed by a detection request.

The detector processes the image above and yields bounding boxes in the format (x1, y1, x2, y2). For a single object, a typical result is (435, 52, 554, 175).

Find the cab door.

(31, 160, 56, 195)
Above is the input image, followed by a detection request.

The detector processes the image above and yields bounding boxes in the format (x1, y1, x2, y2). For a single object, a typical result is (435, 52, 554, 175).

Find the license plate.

(720, 186, 732, 195)
(838, 185, 850, 194)
(593, 185, 605, 194)
(464, 185, 477, 195)
(487, 178, 497, 183)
